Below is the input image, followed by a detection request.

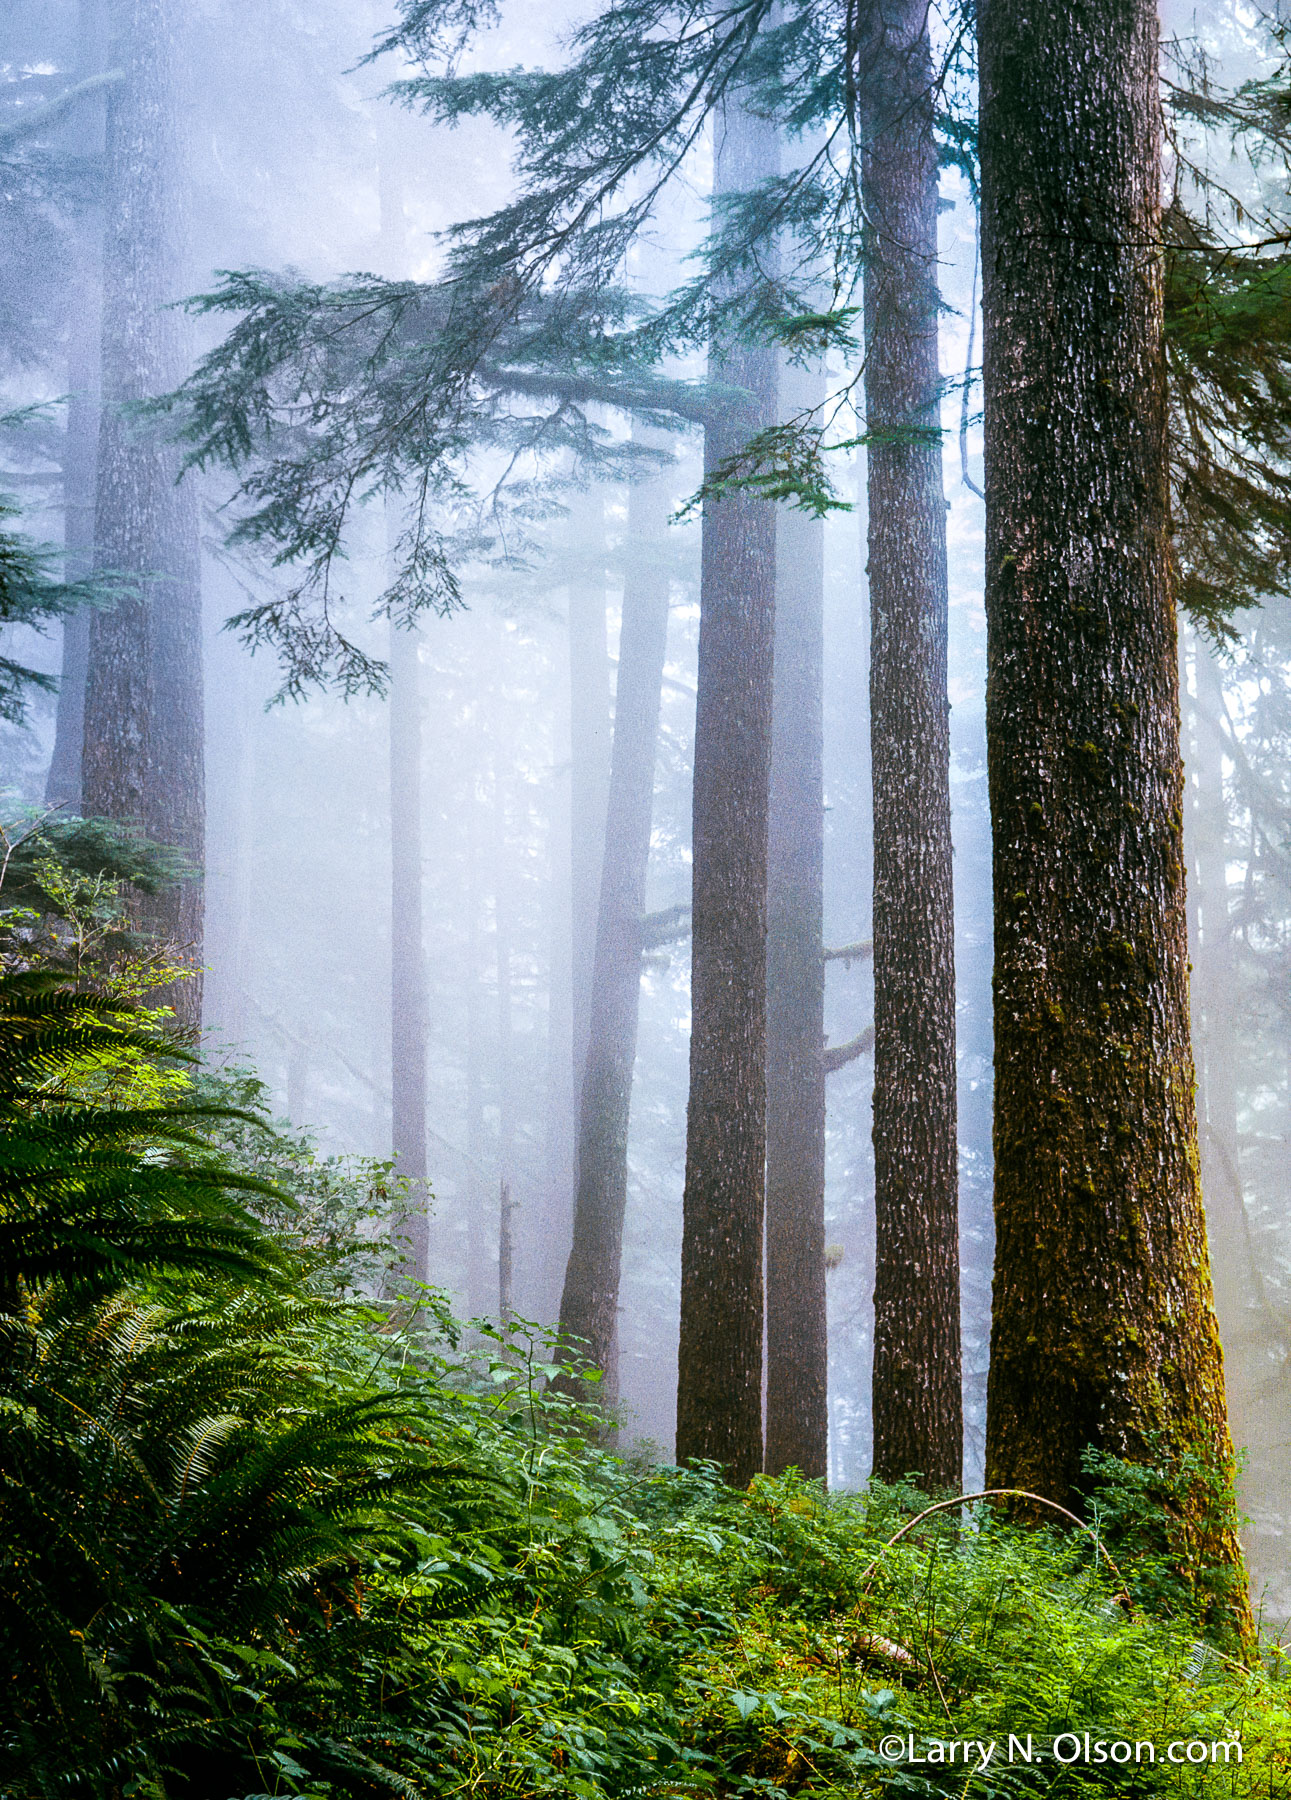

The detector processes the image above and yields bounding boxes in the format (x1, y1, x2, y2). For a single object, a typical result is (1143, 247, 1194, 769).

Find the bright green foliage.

(4, 970, 1291, 1797)
(0, 973, 286, 1299)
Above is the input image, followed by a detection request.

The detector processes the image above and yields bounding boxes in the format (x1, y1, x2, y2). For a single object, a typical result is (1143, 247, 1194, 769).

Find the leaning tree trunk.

(978, 0, 1249, 1631)
(557, 433, 672, 1402)
(81, 0, 203, 1026)
(858, 0, 962, 1491)
(764, 351, 828, 1481)
(675, 97, 778, 1485)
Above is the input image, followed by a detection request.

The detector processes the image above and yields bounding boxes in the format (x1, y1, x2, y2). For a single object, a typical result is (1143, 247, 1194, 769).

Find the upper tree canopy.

(166, 0, 1291, 694)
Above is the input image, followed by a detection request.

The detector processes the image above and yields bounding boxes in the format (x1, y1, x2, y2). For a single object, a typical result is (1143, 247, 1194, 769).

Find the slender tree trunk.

(540, 620, 576, 1317)
(568, 489, 612, 1095)
(557, 434, 672, 1400)
(764, 352, 828, 1481)
(389, 615, 430, 1283)
(858, 0, 961, 1490)
(499, 1180, 514, 1330)
(465, 773, 491, 1315)
(675, 98, 779, 1484)
(81, 0, 203, 1025)
(493, 773, 517, 1324)
(47, 0, 107, 810)
(978, 0, 1249, 1629)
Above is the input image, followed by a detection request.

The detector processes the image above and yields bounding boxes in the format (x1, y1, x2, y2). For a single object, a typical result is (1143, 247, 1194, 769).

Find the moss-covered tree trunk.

(675, 96, 778, 1485)
(978, 0, 1249, 1625)
(858, 0, 962, 1491)
(764, 352, 828, 1481)
(557, 443, 671, 1402)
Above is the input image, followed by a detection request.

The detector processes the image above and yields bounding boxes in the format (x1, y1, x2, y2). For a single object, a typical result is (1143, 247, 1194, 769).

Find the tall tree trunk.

(764, 352, 828, 1481)
(557, 435, 672, 1401)
(465, 778, 491, 1315)
(568, 489, 612, 1095)
(978, 0, 1248, 1627)
(81, 0, 203, 1026)
(389, 615, 430, 1283)
(378, 122, 430, 1285)
(1186, 638, 1268, 1472)
(47, 0, 107, 810)
(858, 0, 962, 1490)
(540, 620, 576, 1318)
(675, 98, 778, 1484)
(493, 772, 517, 1325)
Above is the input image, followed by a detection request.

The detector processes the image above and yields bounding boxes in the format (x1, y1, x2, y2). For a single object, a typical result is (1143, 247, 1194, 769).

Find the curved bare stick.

(856, 1487, 1131, 1600)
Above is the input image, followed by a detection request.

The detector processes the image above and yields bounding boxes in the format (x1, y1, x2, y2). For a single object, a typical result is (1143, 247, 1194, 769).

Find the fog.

(3, 0, 1289, 1616)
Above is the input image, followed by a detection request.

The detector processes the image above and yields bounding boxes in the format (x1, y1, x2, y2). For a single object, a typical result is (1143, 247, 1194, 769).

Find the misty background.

(2, 0, 1285, 1612)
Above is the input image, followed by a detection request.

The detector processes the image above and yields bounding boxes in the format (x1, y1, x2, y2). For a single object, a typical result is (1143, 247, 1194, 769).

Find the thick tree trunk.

(557, 436, 671, 1401)
(764, 353, 828, 1481)
(675, 99, 778, 1484)
(978, 0, 1248, 1625)
(389, 617, 430, 1283)
(858, 0, 962, 1490)
(81, 0, 203, 1026)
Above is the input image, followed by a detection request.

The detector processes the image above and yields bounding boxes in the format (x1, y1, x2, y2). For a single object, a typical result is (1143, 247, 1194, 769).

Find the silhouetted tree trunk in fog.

(493, 771, 518, 1324)
(1187, 639, 1262, 1426)
(499, 1181, 514, 1329)
(465, 785, 491, 1314)
(979, 0, 1248, 1627)
(47, 0, 107, 810)
(675, 98, 778, 1485)
(764, 354, 828, 1481)
(389, 618, 430, 1283)
(540, 741, 575, 1318)
(81, 0, 203, 1026)
(858, 0, 962, 1491)
(568, 488, 612, 1095)
(377, 133, 430, 1285)
(558, 435, 672, 1400)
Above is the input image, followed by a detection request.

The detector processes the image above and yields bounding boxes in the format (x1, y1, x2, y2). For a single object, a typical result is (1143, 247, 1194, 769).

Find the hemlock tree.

(557, 434, 673, 1401)
(675, 95, 779, 1483)
(859, 0, 961, 1491)
(81, 0, 203, 1023)
(978, 0, 1249, 1628)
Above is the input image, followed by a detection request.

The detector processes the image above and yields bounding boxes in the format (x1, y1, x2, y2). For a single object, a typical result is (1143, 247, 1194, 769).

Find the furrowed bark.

(765, 352, 828, 1481)
(978, 0, 1249, 1634)
(81, 0, 203, 1026)
(675, 97, 778, 1485)
(859, 0, 962, 1491)
(557, 437, 672, 1402)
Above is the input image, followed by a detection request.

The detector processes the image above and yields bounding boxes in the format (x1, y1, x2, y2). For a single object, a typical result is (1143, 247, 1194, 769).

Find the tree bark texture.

(389, 617, 430, 1284)
(978, 0, 1247, 1618)
(764, 352, 828, 1481)
(46, 0, 108, 811)
(675, 98, 778, 1485)
(81, 0, 203, 1024)
(858, 0, 962, 1491)
(557, 435, 672, 1402)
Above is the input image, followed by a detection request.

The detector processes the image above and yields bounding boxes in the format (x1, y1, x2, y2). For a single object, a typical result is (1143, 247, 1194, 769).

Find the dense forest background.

(3, 0, 1291, 1627)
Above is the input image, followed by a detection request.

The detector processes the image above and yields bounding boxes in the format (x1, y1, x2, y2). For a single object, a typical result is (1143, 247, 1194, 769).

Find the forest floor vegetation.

(1, 843, 1290, 1799)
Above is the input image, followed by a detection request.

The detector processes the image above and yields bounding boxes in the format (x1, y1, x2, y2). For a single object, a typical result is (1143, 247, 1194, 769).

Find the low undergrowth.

(2, 967, 1291, 1798)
